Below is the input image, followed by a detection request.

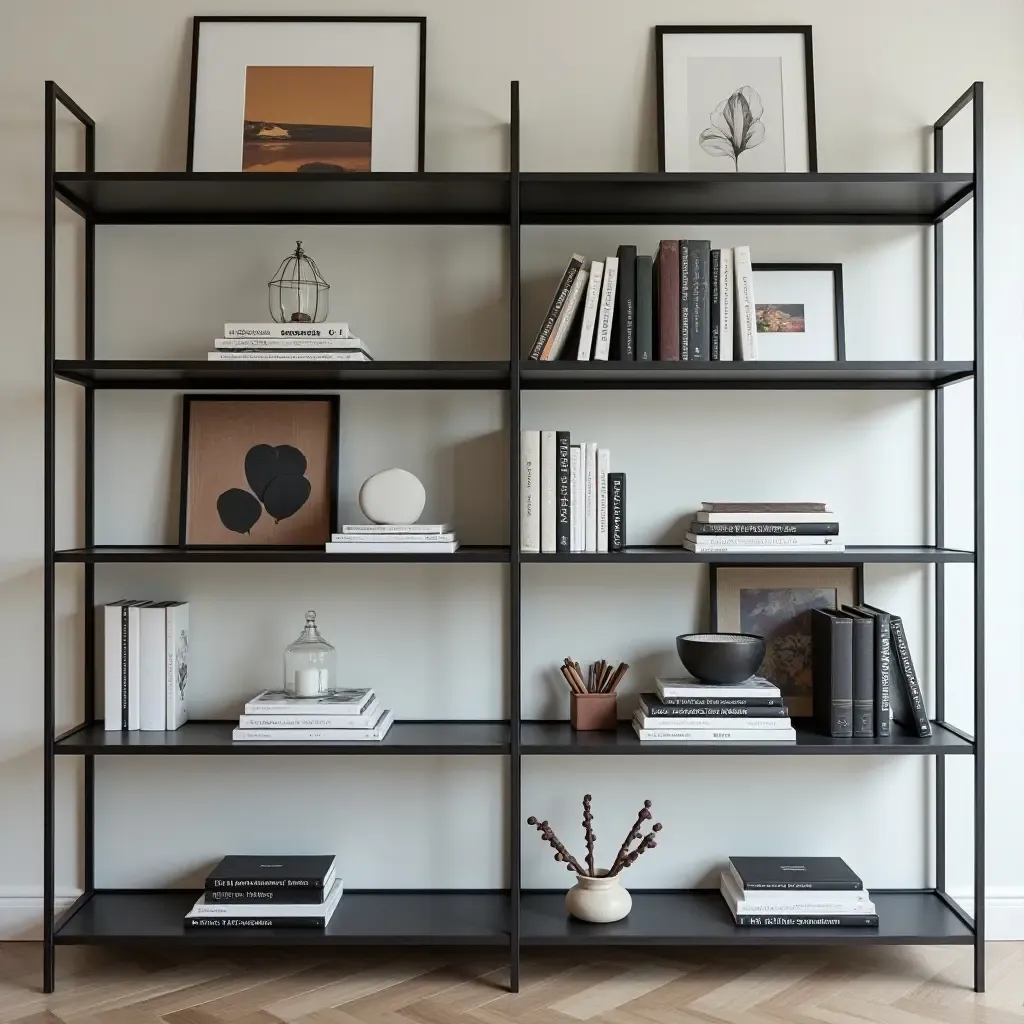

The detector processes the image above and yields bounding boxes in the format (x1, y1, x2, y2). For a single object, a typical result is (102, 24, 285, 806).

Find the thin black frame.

(178, 394, 341, 548)
(751, 261, 846, 360)
(185, 15, 427, 173)
(655, 25, 818, 173)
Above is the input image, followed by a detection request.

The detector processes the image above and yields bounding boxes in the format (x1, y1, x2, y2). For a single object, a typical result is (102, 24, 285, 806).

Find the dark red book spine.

(656, 240, 679, 360)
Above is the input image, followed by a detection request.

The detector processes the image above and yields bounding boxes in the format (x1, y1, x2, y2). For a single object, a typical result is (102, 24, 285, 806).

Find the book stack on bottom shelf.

(186, 855, 343, 929)
(326, 524, 459, 555)
(684, 502, 844, 554)
(633, 677, 795, 743)
(720, 856, 879, 928)
(233, 688, 394, 743)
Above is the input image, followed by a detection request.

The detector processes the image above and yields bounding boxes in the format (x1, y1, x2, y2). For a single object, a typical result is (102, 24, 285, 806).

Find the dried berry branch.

(609, 800, 653, 877)
(527, 816, 586, 875)
(582, 794, 595, 877)
(611, 823, 663, 876)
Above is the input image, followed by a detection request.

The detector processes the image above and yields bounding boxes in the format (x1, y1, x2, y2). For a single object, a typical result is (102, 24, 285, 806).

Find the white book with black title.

(540, 430, 557, 553)
(208, 350, 371, 362)
(720, 873, 874, 916)
(336, 524, 451, 536)
(697, 510, 838, 524)
(733, 246, 757, 360)
(245, 689, 375, 716)
(328, 532, 456, 544)
(520, 429, 540, 553)
(223, 322, 352, 339)
(633, 716, 796, 743)
(189, 878, 344, 919)
(576, 260, 605, 360)
(596, 448, 610, 553)
(633, 711, 793, 730)
(591, 257, 619, 361)
(584, 442, 598, 552)
(239, 699, 381, 731)
(324, 540, 459, 554)
(718, 247, 734, 360)
(233, 708, 395, 742)
(656, 676, 781, 700)
(165, 602, 189, 730)
(214, 336, 364, 350)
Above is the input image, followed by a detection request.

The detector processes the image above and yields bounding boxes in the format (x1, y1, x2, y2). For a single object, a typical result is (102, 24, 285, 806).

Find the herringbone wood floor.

(1, 944, 1021, 1023)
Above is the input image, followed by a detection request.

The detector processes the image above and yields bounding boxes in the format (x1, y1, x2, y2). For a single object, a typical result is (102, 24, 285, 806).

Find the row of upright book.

(232, 689, 394, 743)
(208, 322, 373, 362)
(684, 501, 845, 554)
(527, 243, 759, 363)
(519, 431, 625, 553)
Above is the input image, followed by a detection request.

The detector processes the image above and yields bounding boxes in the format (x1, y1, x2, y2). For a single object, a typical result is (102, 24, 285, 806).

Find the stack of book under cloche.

(233, 688, 394, 743)
(208, 322, 372, 362)
(684, 502, 844, 554)
(186, 855, 342, 929)
(325, 523, 459, 555)
(720, 856, 878, 928)
(633, 677, 795, 744)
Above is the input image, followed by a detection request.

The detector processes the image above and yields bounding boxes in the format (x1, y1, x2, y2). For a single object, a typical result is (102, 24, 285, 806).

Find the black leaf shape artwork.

(698, 86, 766, 171)
(262, 473, 312, 523)
(245, 444, 307, 500)
(217, 488, 263, 534)
(217, 443, 312, 535)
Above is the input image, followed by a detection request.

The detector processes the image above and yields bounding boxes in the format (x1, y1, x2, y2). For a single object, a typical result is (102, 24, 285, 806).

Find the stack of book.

(233, 688, 394, 742)
(633, 677, 795, 743)
(102, 600, 189, 733)
(684, 502, 844, 554)
(325, 523, 459, 555)
(519, 431, 624, 554)
(812, 603, 930, 739)
(208, 322, 373, 362)
(526, 243, 757, 363)
(720, 856, 878, 928)
(186, 855, 343, 929)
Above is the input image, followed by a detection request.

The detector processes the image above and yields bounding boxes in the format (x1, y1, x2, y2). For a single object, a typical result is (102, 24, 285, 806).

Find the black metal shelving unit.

(44, 80, 984, 994)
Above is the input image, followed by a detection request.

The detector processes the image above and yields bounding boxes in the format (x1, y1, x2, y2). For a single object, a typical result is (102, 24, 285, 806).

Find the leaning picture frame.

(751, 263, 846, 361)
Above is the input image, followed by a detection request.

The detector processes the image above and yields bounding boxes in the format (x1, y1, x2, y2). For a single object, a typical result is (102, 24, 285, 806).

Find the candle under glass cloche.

(283, 610, 337, 698)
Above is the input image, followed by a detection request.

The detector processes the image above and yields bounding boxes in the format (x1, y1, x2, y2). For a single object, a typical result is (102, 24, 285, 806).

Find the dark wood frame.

(654, 25, 817, 173)
(751, 262, 845, 360)
(178, 393, 340, 548)
(185, 15, 427, 172)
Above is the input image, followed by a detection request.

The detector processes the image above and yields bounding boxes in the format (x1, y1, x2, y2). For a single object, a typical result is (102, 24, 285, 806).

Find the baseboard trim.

(0, 891, 83, 940)
(947, 889, 1024, 940)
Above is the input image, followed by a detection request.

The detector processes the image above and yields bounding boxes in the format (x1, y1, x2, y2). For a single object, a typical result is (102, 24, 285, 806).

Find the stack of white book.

(233, 688, 394, 742)
(325, 524, 459, 555)
(683, 502, 844, 554)
(208, 322, 373, 362)
(633, 677, 796, 743)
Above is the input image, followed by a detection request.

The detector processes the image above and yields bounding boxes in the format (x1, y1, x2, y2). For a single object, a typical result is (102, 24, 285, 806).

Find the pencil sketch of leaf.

(698, 86, 765, 170)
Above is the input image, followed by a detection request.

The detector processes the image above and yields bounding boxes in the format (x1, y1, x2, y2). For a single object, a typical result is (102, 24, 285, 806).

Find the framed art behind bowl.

(180, 395, 339, 547)
(186, 16, 426, 172)
(752, 263, 845, 360)
(711, 564, 860, 717)
(656, 25, 816, 173)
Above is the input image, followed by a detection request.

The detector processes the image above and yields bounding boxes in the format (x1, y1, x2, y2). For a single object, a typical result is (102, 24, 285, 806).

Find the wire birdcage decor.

(268, 240, 330, 323)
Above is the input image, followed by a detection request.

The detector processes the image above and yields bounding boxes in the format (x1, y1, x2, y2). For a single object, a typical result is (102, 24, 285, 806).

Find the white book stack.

(683, 502, 844, 554)
(325, 523, 459, 555)
(233, 688, 394, 742)
(209, 323, 373, 362)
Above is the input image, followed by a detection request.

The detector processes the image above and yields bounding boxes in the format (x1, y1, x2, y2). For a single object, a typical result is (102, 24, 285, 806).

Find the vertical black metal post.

(507, 80, 522, 993)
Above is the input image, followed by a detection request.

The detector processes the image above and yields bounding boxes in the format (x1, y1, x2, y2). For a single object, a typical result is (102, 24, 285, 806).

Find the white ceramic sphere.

(358, 468, 426, 525)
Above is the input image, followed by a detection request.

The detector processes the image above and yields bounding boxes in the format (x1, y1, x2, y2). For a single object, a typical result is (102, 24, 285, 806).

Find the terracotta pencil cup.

(570, 692, 618, 731)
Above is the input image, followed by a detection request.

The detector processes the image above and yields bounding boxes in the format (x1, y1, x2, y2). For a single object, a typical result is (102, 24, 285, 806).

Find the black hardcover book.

(846, 604, 891, 737)
(608, 472, 626, 551)
(659, 695, 784, 708)
(689, 521, 840, 536)
(528, 255, 583, 360)
(185, 914, 329, 929)
(205, 887, 326, 905)
(846, 609, 875, 738)
(635, 254, 653, 361)
(733, 914, 879, 928)
(205, 855, 335, 891)
(678, 241, 690, 360)
(709, 248, 721, 360)
(888, 614, 931, 737)
(688, 240, 711, 361)
(613, 245, 637, 359)
(730, 856, 863, 891)
(811, 609, 854, 738)
(638, 694, 788, 718)
(555, 431, 571, 553)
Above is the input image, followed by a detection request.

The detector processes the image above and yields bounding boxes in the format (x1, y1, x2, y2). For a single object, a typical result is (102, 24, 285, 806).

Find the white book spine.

(596, 449, 610, 553)
(635, 714, 793, 730)
(233, 712, 393, 743)
(575, 260, 605, 360)
(543, 264, 589, 361)
(207, 351, 370, 362)
(520, 430, 540, 553)
(584, 442, 598, 552)
(244, 693, 374, 716)
(685, 535, 843, 547)
(139, 604, 167, 731)
(719, 248, 734, 360)
(540, 430, 557, 553)
(223, 323, 351, 339)
(328, 532, 456, 544)
(126, 604, 141, 730)
(733, 246, 757, 360)
(635, 725, 796, 742)
(191, 880, 344, 917)
(324, 541, 459, 554)
(698, 511, 839, 524)
(337, 524, 450, 536)
(103, 604, 125, 731)
(569, 446, 581, 552)
(239, 713, 378, 729)
(165, 603, 189, 731)
(592, 258, 619, 361)
(214, 337, 363, 350)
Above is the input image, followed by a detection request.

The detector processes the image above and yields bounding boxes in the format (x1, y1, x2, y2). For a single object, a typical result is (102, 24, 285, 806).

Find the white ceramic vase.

(565, 870, 632, 923)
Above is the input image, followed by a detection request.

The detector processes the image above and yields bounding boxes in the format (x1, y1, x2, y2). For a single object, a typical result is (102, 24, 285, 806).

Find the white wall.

(1, 0, 1022, 937)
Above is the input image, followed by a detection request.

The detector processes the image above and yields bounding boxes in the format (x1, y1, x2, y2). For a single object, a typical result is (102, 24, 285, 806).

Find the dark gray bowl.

(675, 633, 766, 685)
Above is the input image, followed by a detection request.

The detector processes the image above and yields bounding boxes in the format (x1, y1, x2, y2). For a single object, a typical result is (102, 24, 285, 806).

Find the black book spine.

(689, 521, 839, 536)
(709, 248, 721, 360)
(741, 881, 863, 891)
(890, 616, 931, 737)
(608, 473, 626, 552)
(689, 240, 710, 361)
(120, 604, 129, 731)
(678, 242, 690, 360)
(185, 915, 329, 929)
(205, 887, 326, 904)
(555, 431, 571, 553)
(528, 258, 581, 360)
(874, 610, 892, 737)
(733, 914, 879, 927)
(644, 704, 789, 718)
(206, 877, 324, 890)
(614, 245, 637, 359)
(635, 254, 653, 361)
(849, 615, 875, 738)
(660, 696, 784, 708)
(811, 609, 853, 737)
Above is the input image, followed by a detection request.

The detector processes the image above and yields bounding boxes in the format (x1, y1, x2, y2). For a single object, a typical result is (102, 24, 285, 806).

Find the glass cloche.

(268, 240, 330, 323)
(283, 610, 337, 698)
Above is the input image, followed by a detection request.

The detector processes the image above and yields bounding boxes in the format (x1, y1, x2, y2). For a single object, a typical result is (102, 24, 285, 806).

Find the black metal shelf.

(55, 172, 511, 226)
(56, 721, 510, 756)
(520, 173, 974, 225)
(520, 360, 974, 390)
(56, 890, 510, 945)
(520, 890, 973, 945)
(522, 545, 973, 565)
(54, 545, 510, 564)
(520, 720, 973, 755)
(54, 360, 511, 391)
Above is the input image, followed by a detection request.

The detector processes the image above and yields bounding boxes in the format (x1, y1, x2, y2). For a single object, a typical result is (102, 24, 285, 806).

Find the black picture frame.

(751, 262, 846, 360)
(185, 15, 427, 173)
(655, 25, 817, 173)
(179, 394, 340, 548)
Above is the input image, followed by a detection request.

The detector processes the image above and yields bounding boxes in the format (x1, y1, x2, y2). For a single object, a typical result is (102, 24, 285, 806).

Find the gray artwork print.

(699, 86, 765, 170)
(176, 630, 188, 698)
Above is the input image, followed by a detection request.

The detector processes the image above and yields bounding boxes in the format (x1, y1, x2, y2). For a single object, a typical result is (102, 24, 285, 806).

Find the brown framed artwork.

(710, 564, 861, 717)
(180, 396, 339, 547)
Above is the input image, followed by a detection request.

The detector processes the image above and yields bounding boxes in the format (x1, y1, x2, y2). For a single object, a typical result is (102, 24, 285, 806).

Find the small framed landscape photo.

(752, 263, 845, 361)
(186, 16, 426, 172)
(180, 395, 339, 547)
(656, 25, 816, 173)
